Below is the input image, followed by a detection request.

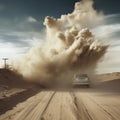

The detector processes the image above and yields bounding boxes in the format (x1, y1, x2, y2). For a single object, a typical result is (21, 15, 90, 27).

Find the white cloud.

(97, 50, 120, 73)
(0, 30, 44, 67)
(92, 24, 120, 39)
(92, 14, 120, 73)
(27, 16, 37, 23)
(0, 42, 27, 68)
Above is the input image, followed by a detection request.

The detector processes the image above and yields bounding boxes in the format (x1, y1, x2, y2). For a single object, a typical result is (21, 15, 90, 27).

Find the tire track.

(74, 92, 116, 120)
(42, 92, 79, 120)
(0, 90, 119, 120)
(0, 91, 55, 120)
(40, 92, 56, 119)
(85, 93, 119, 120)
(70, 92, 93, 120)
(14, 91, 55, 120)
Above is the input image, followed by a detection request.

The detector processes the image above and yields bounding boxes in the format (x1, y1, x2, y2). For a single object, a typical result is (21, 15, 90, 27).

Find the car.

(73, 74, 90, 87)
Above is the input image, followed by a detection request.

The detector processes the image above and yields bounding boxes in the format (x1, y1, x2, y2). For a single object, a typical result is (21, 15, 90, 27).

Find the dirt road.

(0, 88, 120, 120)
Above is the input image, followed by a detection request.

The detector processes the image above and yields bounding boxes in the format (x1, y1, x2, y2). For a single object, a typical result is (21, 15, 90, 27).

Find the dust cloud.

(12, 0, 108, 86)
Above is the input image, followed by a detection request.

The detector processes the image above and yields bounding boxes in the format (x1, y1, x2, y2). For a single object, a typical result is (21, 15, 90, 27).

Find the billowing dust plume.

(12, 0, 108, 86)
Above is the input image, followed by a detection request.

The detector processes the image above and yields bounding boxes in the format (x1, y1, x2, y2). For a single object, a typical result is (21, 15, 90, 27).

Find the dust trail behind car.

(12, 0, 108, 86)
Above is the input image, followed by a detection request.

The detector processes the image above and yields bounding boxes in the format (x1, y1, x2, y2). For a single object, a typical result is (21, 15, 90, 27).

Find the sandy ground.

(0, 87, 120, 120)
(0, 72, 120, 120)
(0, 88, 41, 115)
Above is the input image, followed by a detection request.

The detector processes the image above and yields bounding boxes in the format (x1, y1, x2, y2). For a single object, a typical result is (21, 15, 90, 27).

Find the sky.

(0, 0, 120, 73)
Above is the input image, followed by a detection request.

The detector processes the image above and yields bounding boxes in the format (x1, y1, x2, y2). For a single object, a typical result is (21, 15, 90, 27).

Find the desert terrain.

(0, 69, 120, 120)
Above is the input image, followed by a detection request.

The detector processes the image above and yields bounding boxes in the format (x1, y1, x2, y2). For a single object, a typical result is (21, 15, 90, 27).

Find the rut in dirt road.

(0, 91, 81, 120)
(0, 90, 120, 120)
(0, 91, 55, 120)
(74, 92, 119, 120)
